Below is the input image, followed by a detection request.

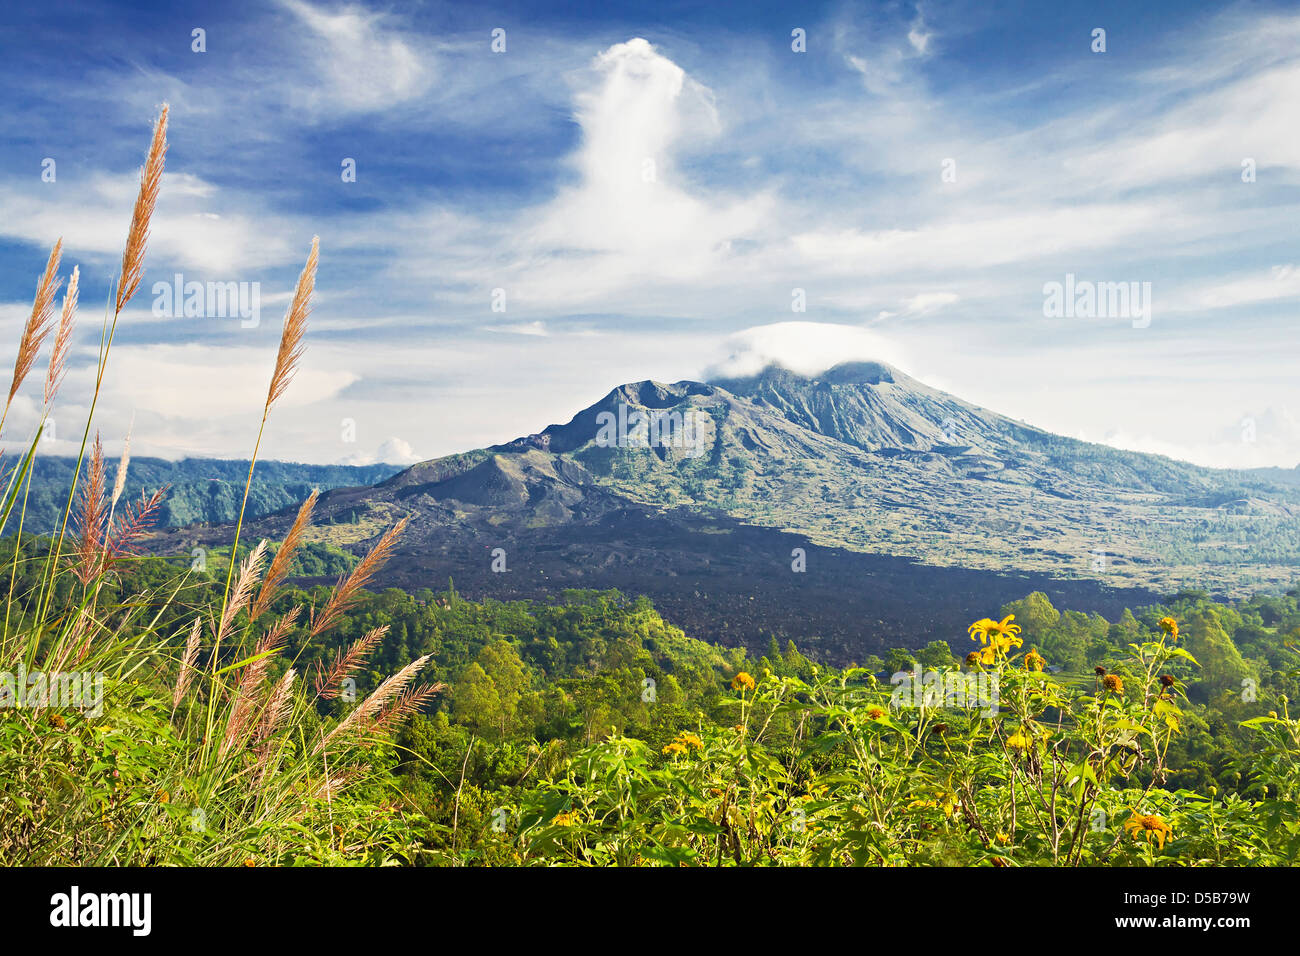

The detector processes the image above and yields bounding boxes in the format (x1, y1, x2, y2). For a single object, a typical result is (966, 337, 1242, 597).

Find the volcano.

(151, 362, 1300, 662)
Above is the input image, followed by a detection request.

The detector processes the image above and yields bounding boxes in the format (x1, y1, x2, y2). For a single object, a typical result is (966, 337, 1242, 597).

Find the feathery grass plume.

(250, 489, 317, 621)
(218, 237, 319, 617)
(8, 239, 63, 411)
(35, 107, 166, 629)
(115, 104, 168, 315)
(305, 766, 367, 803)
(373, 682, 446, 732)
(215, 540, 268, 651)
(314, 624, 387, 700)
(72, 434, 107, 585)
(44, 264, 78, 406)
(110, 424, 132, 512)
(173, 617, 202, 709)
(256, 667, 297, 744)
(221, 607, 300, 756)
(106, 486, 167, 563)
(252, 667, 298, 787)
(309, 516, 408, 640)
(50, 605, 96, 672)
(265, 237, 318, 412)
(316, 654, 431, 752)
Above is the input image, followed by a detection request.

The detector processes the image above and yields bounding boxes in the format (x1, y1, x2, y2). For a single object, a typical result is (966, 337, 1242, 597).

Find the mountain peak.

(712, 360, 898, 394)
(820, 360, 898, 385)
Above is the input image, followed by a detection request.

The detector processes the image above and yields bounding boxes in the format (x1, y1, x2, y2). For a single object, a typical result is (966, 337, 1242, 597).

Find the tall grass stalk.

(0, 106, 437, 866)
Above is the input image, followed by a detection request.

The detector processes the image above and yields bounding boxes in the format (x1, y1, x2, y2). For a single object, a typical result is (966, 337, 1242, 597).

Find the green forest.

(6, 528, 1299, 867)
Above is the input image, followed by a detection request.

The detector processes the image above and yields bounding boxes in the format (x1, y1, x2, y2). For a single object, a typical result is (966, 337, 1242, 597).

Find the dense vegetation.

(306, 580, 1300, 864)
(10, 527, 1297, 866)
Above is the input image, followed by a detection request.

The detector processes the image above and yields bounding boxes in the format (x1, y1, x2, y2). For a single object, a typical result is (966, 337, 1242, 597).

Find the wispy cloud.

(278, 0, 435, 114)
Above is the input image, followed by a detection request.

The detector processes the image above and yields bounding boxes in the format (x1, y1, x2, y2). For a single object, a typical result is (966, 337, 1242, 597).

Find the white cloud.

(340, 437, 423, 465)
(906, 10, 933, 55)
(503, 38, 774, 307)
(279, 0, 434, 113)
(104, 343, 356, 419)
(789, 200, 1195, 278)
(705, 321, 910, 379)
(1195, 264, 1300, 310)
(1095, 418, 1300, 472)
(902, 291, 959, 315)
(0, 172, 300, 276)
(375, 437, 421, 463)
(485, 320, 549, 336)
(1060, 62, 1300, 191)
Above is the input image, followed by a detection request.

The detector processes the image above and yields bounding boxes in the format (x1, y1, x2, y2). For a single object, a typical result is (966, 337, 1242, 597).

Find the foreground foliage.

(0, 106, 433, 866)
(387, 595, 1300, 866)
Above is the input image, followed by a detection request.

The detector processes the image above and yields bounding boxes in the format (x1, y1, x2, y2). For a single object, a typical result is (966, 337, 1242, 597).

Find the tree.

(477, 640, 529, 737)
(452, 662, 502, 737)
(917, 640, 955, 669)
(1000, 592, 1060, 636)
(1183, 610, 1253, 703)
(885, 647, 917, 675)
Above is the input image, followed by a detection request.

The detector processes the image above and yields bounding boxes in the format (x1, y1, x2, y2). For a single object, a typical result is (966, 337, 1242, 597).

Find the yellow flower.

(908, 791, 957, 818)
(1006, 723, 1048, 751)
(1158, 617, 1180, 640)
(968, 614, 1021, 645)
(663, 732, 703, 756)
(731, 671, 756, 692)
(1102, 674, 1124, 694)
(553, 811, 577, 827)
(1023, 647, 1046, 672)
(993, 632, 1022, 655)
(1124, 813, 1173, 850)
(968, 615, 1022, 660)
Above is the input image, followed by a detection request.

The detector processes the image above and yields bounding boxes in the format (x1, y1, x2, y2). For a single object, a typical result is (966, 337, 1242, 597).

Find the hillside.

(141, 362, 1300, 661)
(11, 456, 400, 532)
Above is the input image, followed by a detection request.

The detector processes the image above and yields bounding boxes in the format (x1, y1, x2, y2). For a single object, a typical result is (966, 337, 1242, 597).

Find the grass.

(0, 104, 437, 866)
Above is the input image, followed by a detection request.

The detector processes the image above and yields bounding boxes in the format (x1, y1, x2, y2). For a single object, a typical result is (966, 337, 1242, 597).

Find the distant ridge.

(15, 457, 401, 532)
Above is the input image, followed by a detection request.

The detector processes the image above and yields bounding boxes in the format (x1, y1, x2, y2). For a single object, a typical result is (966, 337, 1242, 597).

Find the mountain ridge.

(11, 457, 402, 533)
(141, 361, 1300, 662)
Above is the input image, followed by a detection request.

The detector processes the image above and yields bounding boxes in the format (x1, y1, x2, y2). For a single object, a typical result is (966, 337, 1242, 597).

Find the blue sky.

(0, 0, 1297, 468)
